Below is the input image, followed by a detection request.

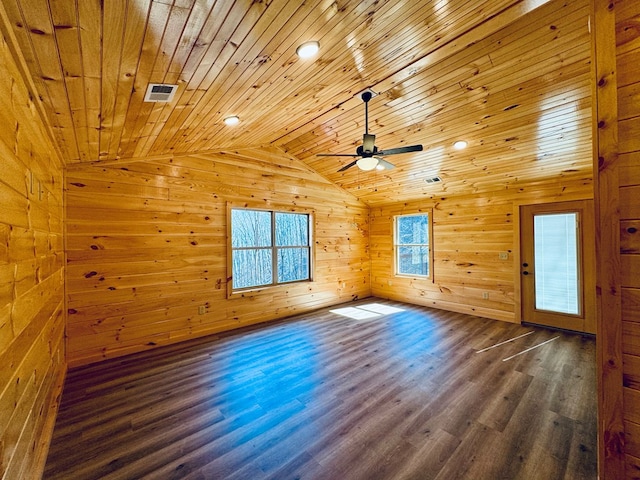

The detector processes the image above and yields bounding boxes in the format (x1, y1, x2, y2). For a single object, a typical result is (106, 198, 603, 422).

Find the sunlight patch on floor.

(330, 303, 405, 320)
(358, 303, 405, 315)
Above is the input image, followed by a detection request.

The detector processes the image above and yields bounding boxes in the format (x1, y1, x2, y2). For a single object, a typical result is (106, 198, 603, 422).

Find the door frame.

(519, 200, 596, 334)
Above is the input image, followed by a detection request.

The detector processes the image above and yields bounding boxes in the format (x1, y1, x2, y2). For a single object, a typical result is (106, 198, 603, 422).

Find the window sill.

(227, 280, 313, 299)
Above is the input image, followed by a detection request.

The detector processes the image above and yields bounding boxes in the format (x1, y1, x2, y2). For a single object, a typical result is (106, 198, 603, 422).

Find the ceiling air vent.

(424, 176, 442, 184)
(144, 83, 178, 103)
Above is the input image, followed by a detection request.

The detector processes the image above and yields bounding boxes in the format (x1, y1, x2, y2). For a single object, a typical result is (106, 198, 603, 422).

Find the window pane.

(277, 248, 310, 283)
(397, 215, 428, 245)
(275, 213, 309, 246)
(534, 213, 579, 315)
(397, 246, 429, 276)
(232, 249, 273, 289)
(231, 209, 272, 247)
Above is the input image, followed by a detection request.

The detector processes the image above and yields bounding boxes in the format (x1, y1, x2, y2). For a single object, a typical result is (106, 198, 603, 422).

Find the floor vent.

(144, 84, 178, 102)
(424, 176, 442, 184)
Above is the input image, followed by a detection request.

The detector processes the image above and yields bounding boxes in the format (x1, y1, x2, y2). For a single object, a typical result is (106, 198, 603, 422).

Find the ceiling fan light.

(376, 163, 385, 171)
(296, 41, 319, 59)
(356, 157, 379, 171)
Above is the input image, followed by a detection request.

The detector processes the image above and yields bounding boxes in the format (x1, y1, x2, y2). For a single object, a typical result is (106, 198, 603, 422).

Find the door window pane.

(533, 213, 579, 315)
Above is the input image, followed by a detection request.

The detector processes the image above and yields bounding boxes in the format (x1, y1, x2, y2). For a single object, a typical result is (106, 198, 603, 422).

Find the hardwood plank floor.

(44, 299, 597, 479)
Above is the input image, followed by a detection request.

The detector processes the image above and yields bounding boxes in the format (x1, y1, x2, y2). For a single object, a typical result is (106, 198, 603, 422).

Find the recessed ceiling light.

(224, 115, 240, 126)
(296, 41, 320, 59)
(453, 140, 468, 150)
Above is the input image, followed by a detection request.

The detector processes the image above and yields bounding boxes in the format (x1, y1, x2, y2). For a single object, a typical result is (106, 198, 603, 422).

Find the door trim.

(520, 200, 596, 334)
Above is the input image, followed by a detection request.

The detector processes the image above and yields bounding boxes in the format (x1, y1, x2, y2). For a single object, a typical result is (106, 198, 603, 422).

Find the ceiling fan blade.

(362, 133, 376, 154)
(317, 153, 359, 157)
(376, 158, 395, 170)
(377, 144, 423, 156)
(337, 160, 358, 172)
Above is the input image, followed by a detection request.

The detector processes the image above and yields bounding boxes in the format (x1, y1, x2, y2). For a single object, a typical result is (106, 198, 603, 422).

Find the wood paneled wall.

(65, 148, 370, 367)
(370, 175, 593, 324)
(0, 12, 66, 480)
(593, 1, 640, 476)
(616, 0, 640, 476)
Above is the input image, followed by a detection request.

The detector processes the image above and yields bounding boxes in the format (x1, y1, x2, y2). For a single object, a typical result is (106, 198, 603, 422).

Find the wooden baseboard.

(31, 361, 67, 479)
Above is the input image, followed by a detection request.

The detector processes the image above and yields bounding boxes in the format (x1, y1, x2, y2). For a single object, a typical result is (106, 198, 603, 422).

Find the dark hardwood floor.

(44, 299, 597, 479)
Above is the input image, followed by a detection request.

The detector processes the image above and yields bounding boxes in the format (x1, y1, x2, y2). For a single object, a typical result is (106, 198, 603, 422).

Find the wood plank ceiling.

(3, 0, 593, 205)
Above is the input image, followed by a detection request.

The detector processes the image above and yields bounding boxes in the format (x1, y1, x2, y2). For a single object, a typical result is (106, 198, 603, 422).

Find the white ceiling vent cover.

(144, 84, 178, 102)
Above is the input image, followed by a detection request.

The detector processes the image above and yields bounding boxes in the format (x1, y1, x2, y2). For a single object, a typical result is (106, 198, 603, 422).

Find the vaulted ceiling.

(2, 0, 593, 205)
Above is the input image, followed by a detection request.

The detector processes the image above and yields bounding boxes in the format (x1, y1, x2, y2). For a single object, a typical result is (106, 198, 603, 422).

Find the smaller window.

(394, 213, 432, 277)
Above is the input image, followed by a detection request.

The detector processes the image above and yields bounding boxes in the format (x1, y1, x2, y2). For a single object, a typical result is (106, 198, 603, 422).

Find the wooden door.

(520, 200, 596, 333)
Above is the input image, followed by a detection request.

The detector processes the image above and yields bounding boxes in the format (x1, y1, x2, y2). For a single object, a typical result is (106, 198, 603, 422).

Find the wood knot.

(628, 227, 638, 234)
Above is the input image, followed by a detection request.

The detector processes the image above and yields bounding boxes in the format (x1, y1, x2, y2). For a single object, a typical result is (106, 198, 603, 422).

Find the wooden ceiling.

(2, 0, 593, 205)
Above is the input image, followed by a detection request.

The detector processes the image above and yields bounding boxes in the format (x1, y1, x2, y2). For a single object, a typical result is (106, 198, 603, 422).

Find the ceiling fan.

(317, 90, 423, 172)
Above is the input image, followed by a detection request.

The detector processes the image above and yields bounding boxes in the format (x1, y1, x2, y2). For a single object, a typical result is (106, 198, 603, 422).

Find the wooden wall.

(593, 0, 640, 477)
(616, 0, 640, 476)
(65, 148, 370, 367)
(370, 175, 594, 324)
(0, 14, 66, 480)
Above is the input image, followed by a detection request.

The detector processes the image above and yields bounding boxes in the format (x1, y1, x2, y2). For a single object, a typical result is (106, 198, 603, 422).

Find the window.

(229, 207, 312, 292)
(394, 212, 431, 277)
(533, 212, 580, 315)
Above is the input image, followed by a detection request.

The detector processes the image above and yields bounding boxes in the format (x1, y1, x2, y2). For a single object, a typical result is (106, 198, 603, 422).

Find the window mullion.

(272, 211, 278, 286)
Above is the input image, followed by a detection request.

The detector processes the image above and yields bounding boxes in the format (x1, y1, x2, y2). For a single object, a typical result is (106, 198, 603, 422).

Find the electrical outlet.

(198, 305, 206, 315)
(482, 292, 489, 300)
(499, 252, 509, 260)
